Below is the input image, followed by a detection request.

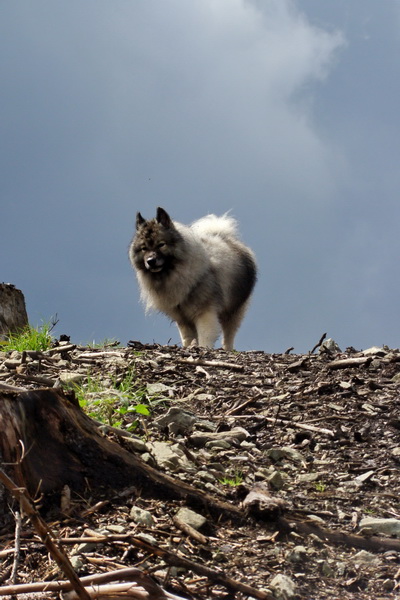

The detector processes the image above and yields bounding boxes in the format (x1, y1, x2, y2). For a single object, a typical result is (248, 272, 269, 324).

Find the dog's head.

(131, 207, 180, 274)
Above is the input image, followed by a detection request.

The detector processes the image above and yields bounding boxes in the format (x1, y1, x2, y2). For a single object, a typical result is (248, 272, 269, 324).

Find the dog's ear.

(136, 212, 146, 229)
(156, 207, 172, 228)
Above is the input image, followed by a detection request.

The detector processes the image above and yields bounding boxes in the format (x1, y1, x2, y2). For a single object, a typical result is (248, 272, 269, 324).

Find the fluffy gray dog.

(129, 207, 257, 350)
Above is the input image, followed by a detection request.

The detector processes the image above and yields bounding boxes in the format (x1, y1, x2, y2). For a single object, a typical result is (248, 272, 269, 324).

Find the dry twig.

(176, 358, 244, 371)
(10, 510, 21, 584)
(0, 468, 91, 600)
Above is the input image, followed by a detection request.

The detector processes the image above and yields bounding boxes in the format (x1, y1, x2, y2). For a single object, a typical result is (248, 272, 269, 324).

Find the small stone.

(205, 440, 232, 450)
(59, 372, 85, 386)
(382, 579, 394, 591)
(175, 507, 206, 530)
(269, 573, 297, 600)
(106, 524, 125, 534)
(196, 470, 216, 483)
(73, 542, 97, 554)
(140, 452, 156, 466)
(339, 381, 352, 390)
(121, 436, 147, 453)
(4, 359, 21, 370)
(319, 338, 342, 354)
(56, 359, 70, 368)
(69, 555, 83, 571)
(320, 560, 335, 577)
(287, 545, 308, 564)
(267, 470, 285, 490)
(267, 447, 305, 464)
(130, 506, 155, 527)
(155, 407, 197, 435)
(190, 427, 249, 448)
(359, 517, 400, 538)
(240, 440, 257, 449)
(336, 562, 346, 576)
(362, 346, 387, 356)
(307, 514, 326, 525)
(207, 462, 225, 473)
(354, 470, 374, 483)
(298, 472, 320, 483)
(146, 382, 173, 396)
(204, 482, 222, 495)
(147, 441, 196, 472)
(351, 550, 380, 565)
(135, 532, 157, 545)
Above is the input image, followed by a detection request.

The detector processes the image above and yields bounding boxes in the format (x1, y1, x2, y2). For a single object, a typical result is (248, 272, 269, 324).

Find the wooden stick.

(124, 536, 274, 600)
(176, 358, 244, 371)
(327, 357, 371, 370)
(262, 416, 335, 437)
(0, 568, 186, 599)
(12, 535, 273, 600)
(10, 510, 21, 584)
(0, 468, 91, 600)
(172, 514, 208, 545)
(0, 382, 27, 392)
(310, 332, 327, 354)
(14, 372, 56, 386)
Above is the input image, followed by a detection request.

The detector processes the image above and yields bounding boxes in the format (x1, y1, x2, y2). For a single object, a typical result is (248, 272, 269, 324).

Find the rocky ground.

(1, 338, 400, 599)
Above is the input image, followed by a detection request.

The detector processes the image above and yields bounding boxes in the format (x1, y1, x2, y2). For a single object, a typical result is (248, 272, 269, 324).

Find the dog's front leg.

(195, 310, 221, 349)
(176, 321, 197, 347)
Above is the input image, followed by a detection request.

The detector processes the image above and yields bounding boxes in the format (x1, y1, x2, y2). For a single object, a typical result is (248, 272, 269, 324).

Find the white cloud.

(1, 0, 345, 210)
(0, 1, 353, 350)
(89, 0, 347, 210)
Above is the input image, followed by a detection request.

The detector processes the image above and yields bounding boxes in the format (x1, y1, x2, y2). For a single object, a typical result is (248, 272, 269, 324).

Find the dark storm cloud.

(1, 1, 399, 351)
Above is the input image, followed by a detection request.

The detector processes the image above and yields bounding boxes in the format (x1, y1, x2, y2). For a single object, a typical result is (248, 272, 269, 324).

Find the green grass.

(314, 481, 327, 492)
(2, 321, 54, 352)
(75, 370, 151, 430)
(219, 471, 244, 487)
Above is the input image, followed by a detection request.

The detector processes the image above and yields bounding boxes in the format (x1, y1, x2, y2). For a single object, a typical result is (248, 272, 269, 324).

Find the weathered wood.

(0, 468, 91, 600)
(0, 387, 399, 566)
(0, 388, 158, 495)
(0, 283, 29, 340)
(327, 356, 371, 369)
(0, 388, 242, 518)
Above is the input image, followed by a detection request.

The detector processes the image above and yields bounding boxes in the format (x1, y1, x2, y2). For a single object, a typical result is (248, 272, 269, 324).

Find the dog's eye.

(140, 246, 147, 252)
(157, 242, 166, 249)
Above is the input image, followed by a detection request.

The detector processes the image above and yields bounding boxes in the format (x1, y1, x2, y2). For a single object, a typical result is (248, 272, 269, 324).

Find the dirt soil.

(1, 339, 400, 599)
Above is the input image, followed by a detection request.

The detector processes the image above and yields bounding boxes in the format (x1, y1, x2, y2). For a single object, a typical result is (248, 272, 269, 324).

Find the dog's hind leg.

(195, 310, 221, 348)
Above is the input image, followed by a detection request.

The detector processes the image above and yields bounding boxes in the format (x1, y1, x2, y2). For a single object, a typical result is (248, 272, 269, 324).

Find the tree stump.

(0, 388, 156, 496)
(0, 283, 29, 340)
(0, 388, 241, 519)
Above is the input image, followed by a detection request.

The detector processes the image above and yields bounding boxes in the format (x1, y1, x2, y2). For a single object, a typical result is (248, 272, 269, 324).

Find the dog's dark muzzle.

(145, 253, 165, 272)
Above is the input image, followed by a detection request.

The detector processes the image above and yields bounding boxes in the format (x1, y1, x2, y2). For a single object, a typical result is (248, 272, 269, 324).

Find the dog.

(129, 207, 257, 350)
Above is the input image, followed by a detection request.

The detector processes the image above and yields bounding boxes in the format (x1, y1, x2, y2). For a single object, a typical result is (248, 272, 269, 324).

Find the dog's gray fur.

(129, 207, 257, 350)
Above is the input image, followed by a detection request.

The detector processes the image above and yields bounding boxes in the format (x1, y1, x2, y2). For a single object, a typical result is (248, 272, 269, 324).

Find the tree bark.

(1, 388, 399, 560)
(0, 283, 28, 340)
(0, 388, 241, 518)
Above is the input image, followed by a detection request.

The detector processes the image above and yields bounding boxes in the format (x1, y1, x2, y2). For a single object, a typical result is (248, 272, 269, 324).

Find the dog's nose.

(146, 256, 158, 267)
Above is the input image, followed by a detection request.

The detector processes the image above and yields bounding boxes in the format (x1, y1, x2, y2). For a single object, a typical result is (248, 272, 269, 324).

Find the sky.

(2, 0, 400, 353)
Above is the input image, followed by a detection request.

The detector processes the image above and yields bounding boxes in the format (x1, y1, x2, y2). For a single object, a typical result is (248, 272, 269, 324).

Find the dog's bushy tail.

(191, 213, 238, 238)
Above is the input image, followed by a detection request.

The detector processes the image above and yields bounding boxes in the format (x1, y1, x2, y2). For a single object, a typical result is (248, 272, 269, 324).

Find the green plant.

(314, 481, 326, 492)
(3, 320, 55, 352)
(364, 507, 376, 515)
(219, 471, 244, 487)
(75, 372, 151, 430)
(74, 375, 104, 409)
